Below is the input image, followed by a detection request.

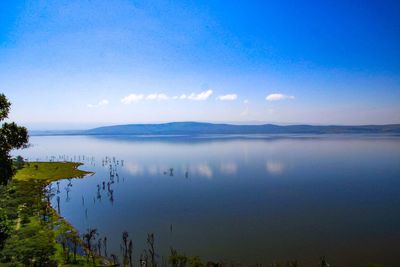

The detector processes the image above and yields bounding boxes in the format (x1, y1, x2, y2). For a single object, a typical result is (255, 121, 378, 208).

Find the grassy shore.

(0, 161, 110, 267)
(14, 161, 91, 182)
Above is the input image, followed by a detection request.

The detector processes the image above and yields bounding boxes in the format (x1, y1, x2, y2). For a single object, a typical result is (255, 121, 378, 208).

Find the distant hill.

(69, 122, 400, 136)
(29, 130, 84, 136)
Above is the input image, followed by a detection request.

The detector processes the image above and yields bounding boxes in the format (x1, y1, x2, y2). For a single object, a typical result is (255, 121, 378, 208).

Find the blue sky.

(0, 0, 399, 129)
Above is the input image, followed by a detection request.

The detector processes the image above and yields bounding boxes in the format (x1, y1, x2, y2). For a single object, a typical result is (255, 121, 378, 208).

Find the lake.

(13, 135, 400, 266)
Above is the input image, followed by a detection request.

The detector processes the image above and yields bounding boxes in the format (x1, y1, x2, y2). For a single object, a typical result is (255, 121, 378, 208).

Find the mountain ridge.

(30, 122, 400, 136)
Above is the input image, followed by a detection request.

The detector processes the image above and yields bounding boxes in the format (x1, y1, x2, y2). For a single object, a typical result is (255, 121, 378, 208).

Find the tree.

(122, 230, 129, 253)
(82, 228, 98, 266)
(0, 93, 29, 185)
(128, 239, 133, 267)
(70, 233, 80, 263)
(147, 233, 156, 267)
(0, 208, 10, 249)
(0, 220, 57, 266)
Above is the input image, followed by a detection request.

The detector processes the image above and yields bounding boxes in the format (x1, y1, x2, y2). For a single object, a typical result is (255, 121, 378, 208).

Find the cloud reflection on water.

(194, 163, 213, 178)
(124, 161, 215, 179)
(265, 160, 284, 175)
(220, 162, 238, 175)
(125, 162, 144, 176)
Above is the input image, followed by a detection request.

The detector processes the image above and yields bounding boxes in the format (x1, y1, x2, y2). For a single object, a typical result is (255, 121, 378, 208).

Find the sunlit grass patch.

(13, 162, 91, 182)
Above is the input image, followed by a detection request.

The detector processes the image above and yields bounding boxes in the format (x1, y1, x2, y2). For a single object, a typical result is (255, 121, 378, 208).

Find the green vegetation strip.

(14, 162, 91, 182)
(0, 161, 109, 267)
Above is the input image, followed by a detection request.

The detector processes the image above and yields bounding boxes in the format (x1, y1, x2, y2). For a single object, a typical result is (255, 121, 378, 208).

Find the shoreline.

(0, 161, 112, 266)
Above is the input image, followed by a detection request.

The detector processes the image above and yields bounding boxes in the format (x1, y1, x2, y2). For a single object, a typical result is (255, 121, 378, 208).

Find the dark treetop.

(0, 93, 29, 185)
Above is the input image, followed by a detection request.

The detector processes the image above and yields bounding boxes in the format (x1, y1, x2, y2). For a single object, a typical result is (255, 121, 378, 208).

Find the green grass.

(13, 161, 91, 182)
(0, 161, 111, 266)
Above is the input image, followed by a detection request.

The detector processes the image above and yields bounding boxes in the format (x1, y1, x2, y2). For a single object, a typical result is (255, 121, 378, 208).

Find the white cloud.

(87, 99, 109, 108)
(146, 94, 158, 100)
(121, 90, 213, 104)
(99, 99, 109, 105)
(243, 99, 249, 104)
(266, 93, 295, 101)
(121, 94, 144, 104)
(146, 93, 169, 100)
(217, 94, 238, 101)
(187, 90, 213, 101)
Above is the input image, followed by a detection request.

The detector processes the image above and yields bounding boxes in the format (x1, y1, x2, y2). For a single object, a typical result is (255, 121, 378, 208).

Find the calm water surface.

(13, 135, 400, 266)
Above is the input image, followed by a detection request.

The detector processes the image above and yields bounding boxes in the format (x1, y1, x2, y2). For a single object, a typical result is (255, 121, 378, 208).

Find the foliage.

(169, 248, 205, 267)
(0, 208, 10, 250)
(0, 161, 106, 266)
(0, 93, 29, 185)
(0, 217, 57, 266)
(0, 178, 57, 266)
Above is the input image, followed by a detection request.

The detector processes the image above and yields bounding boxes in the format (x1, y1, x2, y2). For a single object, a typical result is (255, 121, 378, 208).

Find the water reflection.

(265, 160, 284, 175)
(220, 162, 238, 175)
(125, 162, 143, 176)
(194, 163, 213, 178)
(147, 165, 159, 175)
(124, 162, 217, 179)
(14, 135, 400, 266)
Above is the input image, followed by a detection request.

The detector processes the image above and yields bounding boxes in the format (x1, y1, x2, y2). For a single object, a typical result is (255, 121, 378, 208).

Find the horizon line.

(28, 121, 400, 132)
